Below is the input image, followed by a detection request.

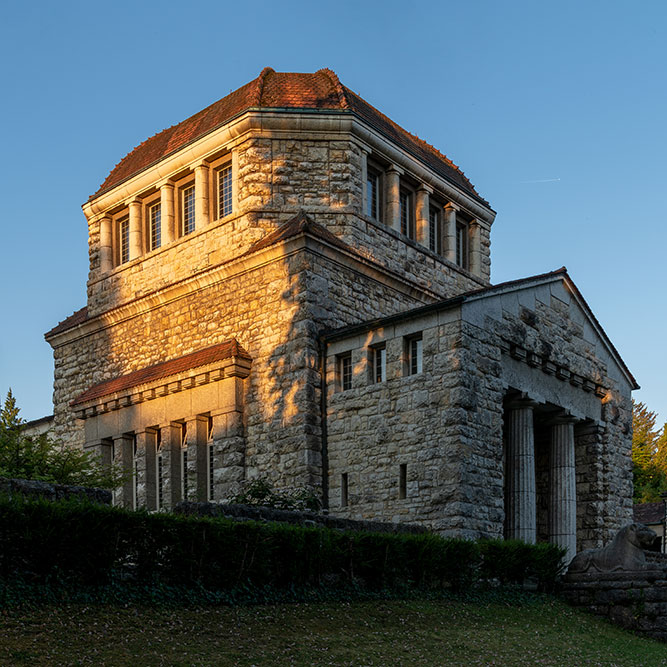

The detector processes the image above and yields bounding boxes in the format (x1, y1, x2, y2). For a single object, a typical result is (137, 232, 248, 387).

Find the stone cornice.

(84, 110, 495, 226)
(72, 355, 251, 420)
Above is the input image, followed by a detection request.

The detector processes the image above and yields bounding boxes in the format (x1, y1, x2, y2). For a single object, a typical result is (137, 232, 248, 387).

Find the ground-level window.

(341, 473, 349, 507)
(405, 334, 423, 376)
(156, 429, 163, 510)
(399, 463, 407, 499)
(180, 422, 188, 499)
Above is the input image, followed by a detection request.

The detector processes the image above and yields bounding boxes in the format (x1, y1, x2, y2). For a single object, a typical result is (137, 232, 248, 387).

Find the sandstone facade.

(45, 68, 636, 551)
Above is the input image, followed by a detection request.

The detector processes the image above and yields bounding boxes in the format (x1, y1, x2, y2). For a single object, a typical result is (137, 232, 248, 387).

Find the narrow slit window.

(132, 436, 138, 510)
(207, 415, 215, 502)
(399, 463, 407, 499)
(341, 473, 349, 507)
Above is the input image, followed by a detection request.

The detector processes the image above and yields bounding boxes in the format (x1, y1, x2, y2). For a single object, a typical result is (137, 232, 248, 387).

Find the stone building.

(45, 67, 636, 559)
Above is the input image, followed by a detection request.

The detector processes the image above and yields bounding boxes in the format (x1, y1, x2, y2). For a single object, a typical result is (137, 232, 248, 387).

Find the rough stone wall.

(86, 133, 487, 317)
(325, 277, 634, 542)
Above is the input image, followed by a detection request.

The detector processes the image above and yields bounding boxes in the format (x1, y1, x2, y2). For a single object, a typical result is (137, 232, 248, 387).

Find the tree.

(632, 400, 667, 503)
(0, 390, 122, 488)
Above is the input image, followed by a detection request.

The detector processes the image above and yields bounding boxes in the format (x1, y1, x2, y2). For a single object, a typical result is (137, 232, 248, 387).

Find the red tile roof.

(45, 307, 89, 338)
(93, 68, 485, 204)
(71, 340, 251, 406)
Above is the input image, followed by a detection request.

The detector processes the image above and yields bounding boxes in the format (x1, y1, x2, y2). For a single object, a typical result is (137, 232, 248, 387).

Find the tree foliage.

(0, 390, 122, 489)
(632, 400, 667, 503)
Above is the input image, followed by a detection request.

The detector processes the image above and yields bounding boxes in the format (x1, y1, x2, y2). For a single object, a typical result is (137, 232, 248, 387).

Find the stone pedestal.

(549, 418, 577, 562)
(505, 403, 536, 543)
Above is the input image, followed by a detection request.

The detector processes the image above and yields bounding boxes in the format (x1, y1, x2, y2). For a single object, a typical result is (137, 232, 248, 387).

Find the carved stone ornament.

(567, 523, 660, 574)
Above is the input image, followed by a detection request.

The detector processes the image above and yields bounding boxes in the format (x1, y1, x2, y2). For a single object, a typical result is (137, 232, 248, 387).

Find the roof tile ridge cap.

(317, 68, 350, 109)
(252, 66, 275, 107)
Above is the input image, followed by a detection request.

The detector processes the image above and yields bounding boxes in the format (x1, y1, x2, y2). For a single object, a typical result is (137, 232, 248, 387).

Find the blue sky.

(0, 0, 665, 426)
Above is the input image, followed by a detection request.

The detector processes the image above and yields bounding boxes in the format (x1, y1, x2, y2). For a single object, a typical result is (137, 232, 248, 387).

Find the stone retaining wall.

(562, 555, 667, 642)
(175, 501, 428, 534)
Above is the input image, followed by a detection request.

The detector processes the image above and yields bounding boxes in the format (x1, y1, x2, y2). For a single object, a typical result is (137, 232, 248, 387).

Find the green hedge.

(0, 495, 565, 602)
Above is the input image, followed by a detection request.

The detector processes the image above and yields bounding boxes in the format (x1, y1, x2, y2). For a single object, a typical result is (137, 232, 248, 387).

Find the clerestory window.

(149, 202, 161, 251)
(181, 185, 195, 236)
(400, 189, 415, 240)
(217, 165, 233, 219)
(118, 216, 130, 265)
(456, 221, 468, 269)
(429, 206, 442, 255)
(366, 167, 382, 221)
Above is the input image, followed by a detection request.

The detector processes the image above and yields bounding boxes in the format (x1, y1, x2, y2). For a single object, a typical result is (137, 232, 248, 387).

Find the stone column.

(128, 199, 143, 260)
(98, 216, 113, 273)
(505, 401, 537, 543)
(160, 182, 175, 244)
(469, 220, 482, 276)
(194, 164, 210, 228)
(184, 415, 209, 502)
(135, 429, 158, 510)
(549, 416, 577, 563)
(385, 166, 401, 232)
(444, 203, 459, 264)
(161, 422, 183, 509)
(113, 434, 135, 509)
(415, 185, 431, 247)
(209, 377, 247, 501)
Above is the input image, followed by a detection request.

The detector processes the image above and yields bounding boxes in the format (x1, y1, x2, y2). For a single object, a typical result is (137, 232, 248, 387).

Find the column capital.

(549, 410, 578, 425)
(444, 202, 460, 212)
(417, 183, 433, 195)
(386, 164, 404, 176)
(158, 180, 174, 190)
(126, 197, 142, 207)
(505, 394, 540, 411)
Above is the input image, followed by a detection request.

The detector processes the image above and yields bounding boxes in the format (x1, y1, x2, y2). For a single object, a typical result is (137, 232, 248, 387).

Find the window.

(429, 206, 441, 254)
(400, 190, 415, 239)
(456, 221, 468, 269)
(217, 165, 233, 219)
(366, 167, 382, 221)
(181, 185, 195, 235)
(156, 430, 163, 510)
(119, 216, 130, 264)
(341, 473, 349, 507)
(132, 436, 138, 510)
(180, 423, 188, 499)
(149, 202, 161, 251)
(399, 463, 407, 500)
(207, 416, 214, 502)
(338, 353, 352, 391)
(372, 344, 386, 383)
(405, 334, 423, 376)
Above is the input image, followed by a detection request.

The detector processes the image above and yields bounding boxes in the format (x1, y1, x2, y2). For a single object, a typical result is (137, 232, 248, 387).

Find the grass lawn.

(1, 596, 666, 666)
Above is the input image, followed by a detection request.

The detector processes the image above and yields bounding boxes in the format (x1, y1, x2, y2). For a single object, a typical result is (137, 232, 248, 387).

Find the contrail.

(518, 177, 561, 184)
